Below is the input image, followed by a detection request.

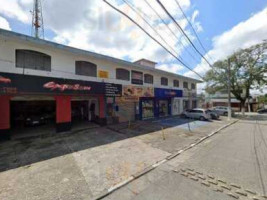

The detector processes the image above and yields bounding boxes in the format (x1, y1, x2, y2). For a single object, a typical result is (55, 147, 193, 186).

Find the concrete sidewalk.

(104, 115, 267, 200)
(0, 117, 236, 200)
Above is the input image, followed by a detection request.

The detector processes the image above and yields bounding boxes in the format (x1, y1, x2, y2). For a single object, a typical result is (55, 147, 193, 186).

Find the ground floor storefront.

(139, 88, 183, 120)
(0, 72, 122, 140)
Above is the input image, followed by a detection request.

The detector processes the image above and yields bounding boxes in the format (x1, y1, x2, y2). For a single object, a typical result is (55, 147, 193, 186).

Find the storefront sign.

(104, 83, 122, 97)
(117, 85, 154, 102)
(98, 70, 109, 78)
(43, 82, 91, 91)
(0, 72, 122, 96)
(155, 88, 183, 98)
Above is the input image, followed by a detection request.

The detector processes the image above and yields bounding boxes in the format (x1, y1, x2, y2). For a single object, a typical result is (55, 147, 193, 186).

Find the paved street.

(0, 116, 234, 200)
(105, 114, 267, 200)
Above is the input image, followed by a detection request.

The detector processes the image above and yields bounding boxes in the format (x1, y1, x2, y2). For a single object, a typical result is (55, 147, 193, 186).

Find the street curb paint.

(107, 176, 134, 193)
(152, 159, 167, 168)
(94, 119, 239, 200)
(132, 166, 154, 179)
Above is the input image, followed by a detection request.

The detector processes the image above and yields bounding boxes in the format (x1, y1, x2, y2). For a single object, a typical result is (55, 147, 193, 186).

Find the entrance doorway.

(71, 98, 99, 123)
(71, 100, 89, 122)
(10, 98, 56, 139)
(159, 100, 168, 117)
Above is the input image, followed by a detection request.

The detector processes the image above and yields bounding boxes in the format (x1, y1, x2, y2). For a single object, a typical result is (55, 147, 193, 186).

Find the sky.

(0, 0, 266, 93)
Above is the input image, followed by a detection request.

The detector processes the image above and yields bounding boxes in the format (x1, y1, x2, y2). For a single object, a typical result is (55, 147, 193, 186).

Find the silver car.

(182, 108, 211, 121)
(212, 106, 235, 116)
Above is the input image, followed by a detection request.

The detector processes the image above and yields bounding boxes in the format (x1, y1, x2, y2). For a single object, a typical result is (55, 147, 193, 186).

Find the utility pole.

(31, 0, 44, 39)
(227, 58, 231, 121)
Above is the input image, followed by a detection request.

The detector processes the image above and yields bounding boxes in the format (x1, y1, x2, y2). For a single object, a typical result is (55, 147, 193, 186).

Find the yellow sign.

(98, 70, 109, 78)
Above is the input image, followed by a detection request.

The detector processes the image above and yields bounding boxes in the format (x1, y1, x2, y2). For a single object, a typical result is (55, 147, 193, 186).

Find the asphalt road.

(106, 114, 267, 200)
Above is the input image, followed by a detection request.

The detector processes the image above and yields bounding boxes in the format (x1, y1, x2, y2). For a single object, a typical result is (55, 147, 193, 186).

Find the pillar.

(98, 95, 106, 125)
(55, 96, 71, 132)
(0, 96, 10, 140)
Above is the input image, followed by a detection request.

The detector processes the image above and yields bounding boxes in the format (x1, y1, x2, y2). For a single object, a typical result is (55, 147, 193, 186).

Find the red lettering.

(43, 81, 91, 92)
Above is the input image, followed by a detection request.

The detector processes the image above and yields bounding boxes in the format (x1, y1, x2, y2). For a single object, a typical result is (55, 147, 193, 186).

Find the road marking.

(190, 177, 199, 181)
(221, 185, 232, 191)
(227, 193, 239, 199)
(208, 180, 218, 185)
(230, 183, 241, 189)
(201, 181, 210, 187)
(245, 189, 257, 195)
(214, 188, 224, 193)
(235, 190, 247, 196)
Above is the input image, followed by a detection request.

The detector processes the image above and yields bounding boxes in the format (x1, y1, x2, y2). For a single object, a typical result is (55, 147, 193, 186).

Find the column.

(0, 96, 10, 140)
(55, 96, 71, 132)
(98, 95, 106, 125)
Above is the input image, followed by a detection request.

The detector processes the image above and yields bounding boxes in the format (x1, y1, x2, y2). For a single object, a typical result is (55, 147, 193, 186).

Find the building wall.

(0, 37, 198, 94)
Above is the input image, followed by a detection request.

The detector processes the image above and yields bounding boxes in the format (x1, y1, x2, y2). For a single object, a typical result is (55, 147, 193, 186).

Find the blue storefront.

(139, 88, 183, 120)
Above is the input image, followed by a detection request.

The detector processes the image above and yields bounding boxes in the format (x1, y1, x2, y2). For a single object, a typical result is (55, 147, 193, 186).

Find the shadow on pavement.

(0, 116, 209, 173)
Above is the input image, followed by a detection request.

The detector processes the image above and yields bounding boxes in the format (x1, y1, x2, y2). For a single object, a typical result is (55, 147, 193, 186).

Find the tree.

(258, 94, 267, 108)
(205, 41, 267, 114)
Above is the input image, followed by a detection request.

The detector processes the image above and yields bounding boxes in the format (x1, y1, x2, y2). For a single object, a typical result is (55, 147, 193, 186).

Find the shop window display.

(142, 100, 154, 119)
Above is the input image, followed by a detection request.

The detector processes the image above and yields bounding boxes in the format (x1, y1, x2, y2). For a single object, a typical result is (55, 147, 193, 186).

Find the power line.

(173, 0, 214, 62)
(102, 0, 204, 80)
(156, 0, 213, 68)
(143, 0, 201, 66)
(174, 0, 207, 55)
(122, 0, 183, 60)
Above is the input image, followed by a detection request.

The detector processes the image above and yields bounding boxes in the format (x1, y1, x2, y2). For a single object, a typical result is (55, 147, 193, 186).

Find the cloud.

(184, 6, 267, 80)
(0, 0, 30, 23)
(0, 16, 11, 30)
(191, 10, 199, 24)
(156, 63, 184, 74)
(0, 0, 203, 65)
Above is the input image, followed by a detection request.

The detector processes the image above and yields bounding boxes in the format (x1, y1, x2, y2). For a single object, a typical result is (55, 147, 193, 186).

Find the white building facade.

(0, 29, 201, 139)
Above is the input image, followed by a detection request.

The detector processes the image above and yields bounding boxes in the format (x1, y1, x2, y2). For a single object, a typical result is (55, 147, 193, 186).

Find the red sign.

(0, 76, 11, 84)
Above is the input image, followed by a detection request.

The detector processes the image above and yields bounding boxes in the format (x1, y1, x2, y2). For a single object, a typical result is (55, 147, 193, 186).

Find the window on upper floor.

(116, 68, 130, 81)
(16, 49, 51, 72)
(144, 74, 153, 84)
(191, 83, 196, 90)
(161, 77, 168, 86)
(173, 80, 179, 87)
(183, 81, 188, 89)
(75, 61, 97, 77)
(131, 70, 143, 85)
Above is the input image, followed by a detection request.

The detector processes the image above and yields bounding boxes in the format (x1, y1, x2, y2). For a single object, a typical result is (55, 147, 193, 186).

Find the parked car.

(181, 108, 211, 121)
(206, 109, 220, 120)
(24, 115, 46, 127)
(258, 108, 267, 114)
(212, 106, 235, 116)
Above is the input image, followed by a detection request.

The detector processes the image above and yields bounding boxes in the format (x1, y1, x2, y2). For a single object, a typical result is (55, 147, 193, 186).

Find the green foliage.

(258, 94, 267, 104)
(205, 41, 267, 106)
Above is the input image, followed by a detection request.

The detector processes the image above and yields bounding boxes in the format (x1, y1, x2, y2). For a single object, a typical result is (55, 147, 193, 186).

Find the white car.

(181, 108, 211, 121)
(212, 106, 235, 116)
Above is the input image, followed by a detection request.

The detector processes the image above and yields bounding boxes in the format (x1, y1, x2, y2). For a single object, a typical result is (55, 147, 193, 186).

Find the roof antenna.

(31, 0, 44, 39)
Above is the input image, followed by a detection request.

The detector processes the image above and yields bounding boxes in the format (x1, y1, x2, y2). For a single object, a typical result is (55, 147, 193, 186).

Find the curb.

(94, 119, 239, 200)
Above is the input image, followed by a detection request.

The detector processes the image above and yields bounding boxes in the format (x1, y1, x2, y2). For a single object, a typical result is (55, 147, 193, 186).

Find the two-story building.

(0, 29, 201, 139)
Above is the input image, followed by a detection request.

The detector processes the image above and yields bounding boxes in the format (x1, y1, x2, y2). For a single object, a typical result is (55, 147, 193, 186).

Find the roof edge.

(0, 28, 202, 83)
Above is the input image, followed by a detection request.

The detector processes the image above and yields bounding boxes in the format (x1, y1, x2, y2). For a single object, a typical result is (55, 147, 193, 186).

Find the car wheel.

(181, 114, 186, 118)
(199, 116, 205, 121)
(223, 112, 228, 116)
